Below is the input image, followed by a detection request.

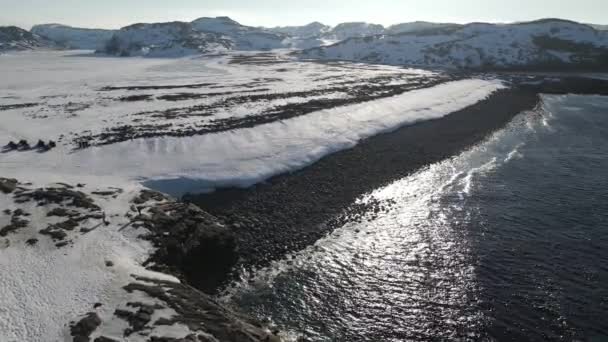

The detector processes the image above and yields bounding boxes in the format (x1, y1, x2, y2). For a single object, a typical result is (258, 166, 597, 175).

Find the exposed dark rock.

(0, 178, 18, 194)
(0, 225, 20, 236)
(26, 238, 38, 245)
(54, 219, 79, 231)
(0, 103, 39, 111)
(132, 189, 170, 204)
(17, 139, 30, 150)
(91, 190, 118, 196)
(4, 141, 18, 150)
(141, 202, 238, 294)
(94, 337, 119, 342)
(39, 227, 68, 240)
(14, 187, 100, 210)
(113, 306, 152, 334)
(71, 312, 101, 341)
(149, 336, 199, 342)
(47, 207, 72, 217)
(35, 139, 47, 149)
(105, 260, 114, 267)
(55, 241, 69, 248)
(73, 336, 89, 342)
(0, 216, 29, 236)
(12, 208, 26, 217)
(119, 94, 153, 102)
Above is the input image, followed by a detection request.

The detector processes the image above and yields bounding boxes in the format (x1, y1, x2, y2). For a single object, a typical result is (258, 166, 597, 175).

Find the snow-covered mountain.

(191, 16, 287, 50)
(102, 21, 233, 57)
(31, 24, 115, 50)
(301, 19, 608, 70)
(268, 22, 331, 38)
(0, 26, 54, 52)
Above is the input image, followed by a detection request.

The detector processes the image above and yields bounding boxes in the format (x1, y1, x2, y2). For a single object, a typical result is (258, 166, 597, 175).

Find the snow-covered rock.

(0, 26, 54, 52)
(301, 19, 608, 70)
(31, 24, 116, 50)
(191, 16, 287, 50)
(102, 21, 233, 57)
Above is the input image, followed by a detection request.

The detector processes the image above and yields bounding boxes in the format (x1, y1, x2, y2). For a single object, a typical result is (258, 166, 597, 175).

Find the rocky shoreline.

(185, 75, 608, 293)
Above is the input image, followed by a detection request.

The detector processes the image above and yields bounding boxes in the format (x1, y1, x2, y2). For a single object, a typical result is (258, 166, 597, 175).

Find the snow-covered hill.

(191, 16, 287, 50)
(266, 21, 458, 47)
(301, 19, 608, 70)
(101, 17, 288, 56)
(31, 24, 115, 50)
(102, 21, 233, 57)
(328, 22, 385, 41)
(0, 26, 54, 52)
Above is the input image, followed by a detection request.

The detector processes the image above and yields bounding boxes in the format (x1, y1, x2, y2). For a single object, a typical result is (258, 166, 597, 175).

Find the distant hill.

(590, 24, 608, 31)
(103, 21, 233, 57)
(0, 26, 54, 52)
(386, 21, 461, 34)
(300, 19, 608, 70)
(191, 16, 287, 50)
(268, 22, 331, 38)
(31, 24, 115, 50)
(99, 16, 289, 56)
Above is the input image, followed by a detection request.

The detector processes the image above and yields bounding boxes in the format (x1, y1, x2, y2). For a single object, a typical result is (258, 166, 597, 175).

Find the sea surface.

(224, 94, 608, 341)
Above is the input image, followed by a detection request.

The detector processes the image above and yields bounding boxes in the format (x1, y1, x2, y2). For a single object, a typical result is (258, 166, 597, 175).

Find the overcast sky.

(1, 0, 607, 29)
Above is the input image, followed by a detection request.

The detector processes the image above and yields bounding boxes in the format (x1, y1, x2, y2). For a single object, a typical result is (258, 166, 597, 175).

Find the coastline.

(185, 75, 608, 293)
(186, 88, 540, 291)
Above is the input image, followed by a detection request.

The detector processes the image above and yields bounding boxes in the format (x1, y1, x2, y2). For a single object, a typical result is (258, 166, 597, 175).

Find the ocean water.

(224, 94, 608, 341)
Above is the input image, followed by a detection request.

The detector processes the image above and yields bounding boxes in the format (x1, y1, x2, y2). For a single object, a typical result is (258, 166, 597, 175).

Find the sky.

(1, 0, 607, 29)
